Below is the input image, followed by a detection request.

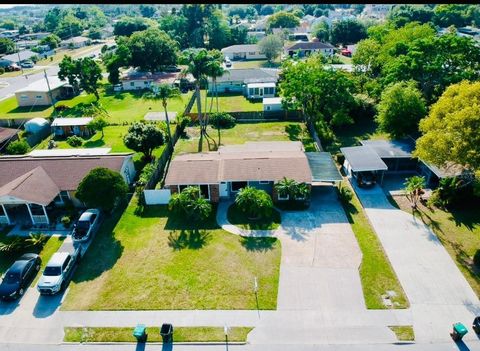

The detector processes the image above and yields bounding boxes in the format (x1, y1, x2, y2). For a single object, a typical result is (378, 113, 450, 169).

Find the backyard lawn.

(391, 195, 480, 298)
(62, 196, 281, 310)
(0, 88, 193, 123)
(174, 121, 315, 155)
(339, 180, 409, 309)
(191, 91, 262, 113)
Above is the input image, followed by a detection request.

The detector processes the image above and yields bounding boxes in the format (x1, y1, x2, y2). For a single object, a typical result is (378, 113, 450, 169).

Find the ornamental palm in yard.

(169, 186, 212, 222)
(235, 187, 273, 220)
(274, 177, 310, 202)
(404, 175, 426, 209)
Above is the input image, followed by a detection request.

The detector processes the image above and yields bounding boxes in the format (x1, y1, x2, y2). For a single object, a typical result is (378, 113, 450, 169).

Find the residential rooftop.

(15, 76, 68, 93)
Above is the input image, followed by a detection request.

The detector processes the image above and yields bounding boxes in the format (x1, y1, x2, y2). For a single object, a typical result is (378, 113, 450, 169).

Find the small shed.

(51, 117, 93, 137)
(24, 118, 50, 134)
(263, 97, 283, 112)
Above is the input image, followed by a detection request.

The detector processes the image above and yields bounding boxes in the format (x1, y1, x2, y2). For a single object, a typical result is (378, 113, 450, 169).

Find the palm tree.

(144, 83, 182, 150)
(274, 177, 310, 203)
(181, 49, 212, 152)
(205, 50, 225, 113)
(404, 175, 426, 209)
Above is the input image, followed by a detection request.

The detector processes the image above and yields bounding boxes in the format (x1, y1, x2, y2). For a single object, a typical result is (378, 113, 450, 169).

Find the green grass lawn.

(339, 181, 409, 309)
(0, 227, 65, 283)
(64, 326, 253, 343)
(0, 88, 193, 123)
(232, 59, 281, 69)
(191, 91, 262, 113)
(174, 121, 314, 155)
(228, 204, 281, 230)
(391, 195, 480, 298)
(389, 326, 415, 341)
(61, 196, 281, 310)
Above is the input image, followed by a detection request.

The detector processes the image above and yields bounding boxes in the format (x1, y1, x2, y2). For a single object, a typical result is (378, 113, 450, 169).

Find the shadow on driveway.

(0, 297, 20, 316)
(32, 290, 66, 318)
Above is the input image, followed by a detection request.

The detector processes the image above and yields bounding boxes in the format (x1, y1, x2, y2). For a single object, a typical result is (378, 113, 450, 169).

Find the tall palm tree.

(206, 50, 225, 113)
(404, 175, 426, 209)
(144, 83, 182, 150)
(181, 49, 212, 152)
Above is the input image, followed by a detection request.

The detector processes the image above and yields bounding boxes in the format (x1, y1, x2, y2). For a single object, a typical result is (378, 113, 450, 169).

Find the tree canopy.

(267, 11, 300, 30)
(414, 81, 480, 172)
(123, 122, 165, 161)
(258, 34, 284, 63)
(76, 167, 128, 212)
(0, 38, 15, 55)
(330, 19, 367, 46)
(58, 56, 103, 101)
(113, 16, 152, 36)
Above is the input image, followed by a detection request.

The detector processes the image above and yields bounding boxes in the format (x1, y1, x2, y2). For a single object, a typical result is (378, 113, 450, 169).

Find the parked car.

(20, 61, 34, 68)
(225, 57, 232, 68)
(0, 253, 41, 300)
(37, 243, 81, 295)
(355, 171, 377, 188)
(5, 64, 20, 72)
(72, 209, 101, 243)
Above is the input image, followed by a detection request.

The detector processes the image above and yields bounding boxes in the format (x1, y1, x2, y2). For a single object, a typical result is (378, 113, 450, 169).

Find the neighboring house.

(211, 68, 279, 99)
(120, 69, 185, 91)
(0, 153, 136, 225)
(51, 117, 94, 138)
(340, 139, 462, 188)
(221, 44, 266, 61)
(164, 141, 342, 202)
(0, 49, 38, 67)
(60, 36, 91, 49)
(14, 76, 75, 107)
(16, 40, 39, 50)
(285, 41, 335, 58)
(18, 32, 51, 41)
(0, 127, 19, 150)
(249, 16, 270, 32)
(0, 30, 19, 40)
(263, 97, 283, 112)
(360, 4, 393, 20)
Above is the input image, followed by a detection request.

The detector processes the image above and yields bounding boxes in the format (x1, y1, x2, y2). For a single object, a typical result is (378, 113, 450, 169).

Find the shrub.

(474, 249, 480, 267)
(61, 216, 71, 228)
(0, 67, 4, 74)
(338, 185, 353, 204)
(66, 135, 83, 147)
(168, 186, 212, 221)
(427, 189, 445, 209)
(138, 163, 156, 186)
(235, 187, 273, 219)
(6, 140, 30, 155)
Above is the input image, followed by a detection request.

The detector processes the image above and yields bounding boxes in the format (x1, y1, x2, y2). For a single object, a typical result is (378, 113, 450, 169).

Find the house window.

(130, 82, 135, 87)
(231, 181, 247, 192)
(259, 181, 270, 184)
(278, 193, 289, 201)
(248, 52, 256, 55)
(266, 106, 270, 111)
(144, 81, 148, 85)
(20, 95, 28, 100)
(199, 184, 210, 200)
(254, 88, 259, 95)
(249, 88, 254, 95)
(36, 95, 43, 99)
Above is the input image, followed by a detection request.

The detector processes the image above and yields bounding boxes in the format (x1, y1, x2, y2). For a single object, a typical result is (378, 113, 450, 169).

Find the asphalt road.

(0, 44, 106, 101)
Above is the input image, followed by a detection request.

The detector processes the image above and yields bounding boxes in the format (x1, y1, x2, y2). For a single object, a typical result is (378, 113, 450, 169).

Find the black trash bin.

(473, 317, 480, 334)
(160, 323, 173, 343)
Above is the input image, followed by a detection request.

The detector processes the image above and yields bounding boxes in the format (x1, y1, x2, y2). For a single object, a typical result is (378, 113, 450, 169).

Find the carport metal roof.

(305, 152, 342, 182)
(340, 146, 388, 172)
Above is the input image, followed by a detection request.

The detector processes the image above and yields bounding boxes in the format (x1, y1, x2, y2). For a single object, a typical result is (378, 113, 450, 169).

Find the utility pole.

(44, 70, 56, 115)
(16, 42, 24, 76)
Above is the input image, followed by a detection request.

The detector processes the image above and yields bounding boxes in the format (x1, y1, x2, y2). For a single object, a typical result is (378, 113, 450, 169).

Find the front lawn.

(191, 91, 262, 113)
(390, 195, 480, 298)
(62, 196, 281, 310)
(64, 326, 253, 343)
(174, 121, 314, 155)
(0, 88, 192, 123)
(228, 204, 281, 230)
(339, 181, 409, 309)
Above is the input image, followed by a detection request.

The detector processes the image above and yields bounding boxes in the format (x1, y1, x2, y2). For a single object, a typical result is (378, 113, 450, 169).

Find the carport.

(340, 146, 388, 184)
(305, 152, 343, 184)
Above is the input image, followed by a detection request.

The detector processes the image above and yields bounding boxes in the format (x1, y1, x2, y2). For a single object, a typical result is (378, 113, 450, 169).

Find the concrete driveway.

(352, 182, 480, 342)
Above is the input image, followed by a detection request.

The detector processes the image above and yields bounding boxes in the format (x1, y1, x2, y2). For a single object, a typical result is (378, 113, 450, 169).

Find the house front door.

(219, 182, 228, 198)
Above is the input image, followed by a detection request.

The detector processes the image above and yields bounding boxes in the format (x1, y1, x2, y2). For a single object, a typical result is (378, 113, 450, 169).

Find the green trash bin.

(133, 324, 147, 342)
(451, 322, 468, 341)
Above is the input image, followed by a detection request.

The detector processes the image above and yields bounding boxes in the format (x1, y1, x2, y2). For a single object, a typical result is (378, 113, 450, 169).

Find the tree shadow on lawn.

(168, 229, 211, 250)
(54, 102, 93, 117)
(285, 124, 302, 141)
(448, 203, 480, 231)
(7, 105, 50, 115)
(240, 236, 277, 252)
(70, 202, 126, 284)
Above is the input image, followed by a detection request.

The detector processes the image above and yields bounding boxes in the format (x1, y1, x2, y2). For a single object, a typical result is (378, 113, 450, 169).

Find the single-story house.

(263, 97, 283, 112)
(164, 141, 342, 202)
(341, 139, 462, 188)
(14, 76, 75, 107)
(18, 32, 51, 41)
(60, 36, 91, 49)
(285, 41, 335, 58)
(210, 68, 279, 99)
(0, 127, 19, 150)
(0, 153, 136, 225)
(0, 30, 19, 39)
(51, 117, 94, 138)
(16, 40, 40, 50)
(120, 70, 184, 91)
(0, 49, 38, 67)
(221, 44, 266, 61)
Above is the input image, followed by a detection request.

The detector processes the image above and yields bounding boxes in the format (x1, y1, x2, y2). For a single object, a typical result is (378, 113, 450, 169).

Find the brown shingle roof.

(0, 166, 60, 205)
(0, 127, 18, 144)
(165, 142, 312, 185)
(0, 154, 131, 192)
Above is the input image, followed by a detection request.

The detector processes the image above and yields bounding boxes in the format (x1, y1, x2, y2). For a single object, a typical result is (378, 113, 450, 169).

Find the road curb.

(63, 341, 247, 345)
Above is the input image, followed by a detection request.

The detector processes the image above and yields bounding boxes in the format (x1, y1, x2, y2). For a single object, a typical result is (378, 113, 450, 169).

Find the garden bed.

(227, 203, 281, 230)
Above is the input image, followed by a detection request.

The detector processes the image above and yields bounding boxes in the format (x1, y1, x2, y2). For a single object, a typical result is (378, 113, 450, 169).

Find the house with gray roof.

(285, 41, 335, 58)
(221, 44, 266, 61)
(210, 68, 280, 99)
(0, 49, 38, 66)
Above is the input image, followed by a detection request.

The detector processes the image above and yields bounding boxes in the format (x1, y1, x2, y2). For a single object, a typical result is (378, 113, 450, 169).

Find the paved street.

(352, 182, 480, 343)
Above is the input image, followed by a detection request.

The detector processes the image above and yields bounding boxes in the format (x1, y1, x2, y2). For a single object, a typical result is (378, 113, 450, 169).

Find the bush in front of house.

(67, 135, 83, 147)
(6, 139, 30, 155)
(61, 216, 71, 228)
(168, 186, 212, 222)
(338, 184, 353, 204)
(235, 187, 273, 220)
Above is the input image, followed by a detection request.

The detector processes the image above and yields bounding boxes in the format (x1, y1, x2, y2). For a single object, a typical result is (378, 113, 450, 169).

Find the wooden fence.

(187, 109, 302, 122)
